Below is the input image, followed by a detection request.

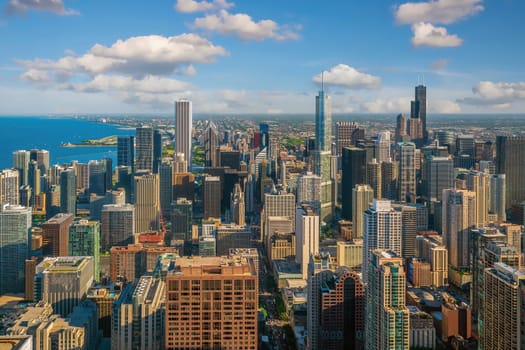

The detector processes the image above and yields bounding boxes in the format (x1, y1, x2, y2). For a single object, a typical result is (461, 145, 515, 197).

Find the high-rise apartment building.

(295, 205, 319, 279)
(365, 250, 410, 350)
(415, 235, 448, 287)
(366, 158, 381, 198)
(134, 173, 160, 233)
(175, 99, 193, 166)
(109, 244, 146, 282)
(165, 256, 258, 350)
(60, 168, 76, 215)
(136, 126, 154, 172)
(42, 213, 74, 257)
(362, 200, 402, 281)
(117, 135, 135, 169)
(35, 256, 94, 316)
(315, 88, 331, 152)
(69, 220, 101, 282)
(0, 169, 19, 205)
(296, 172, 321, 204)
(398, 142, 416, 203)
(496, 135, 525, 208)
(352, 184, 374, 239)
(101, 203, 135, 250)
(12, 150, 30, 186)
(0, 204, 31, 294)
(466, 170, 489, 227)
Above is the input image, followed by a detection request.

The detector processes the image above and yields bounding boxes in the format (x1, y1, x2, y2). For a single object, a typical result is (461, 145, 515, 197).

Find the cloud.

(430, 59, 449, 70)
(429, 99, 461, 113)
(18, 34, 227, 80)
(5, 0, 78, 15)
(395, 0, 484, 25)
(21, 68, 51, 83)
(193, 9, 300, 41)
(459, 81, 525, 109)
(312, 64, 381, 90)
(411, 22, 463, 47)
(71, 75, 191, 93)
(361, 98, 411, 114)
(175, 0, 233, 13)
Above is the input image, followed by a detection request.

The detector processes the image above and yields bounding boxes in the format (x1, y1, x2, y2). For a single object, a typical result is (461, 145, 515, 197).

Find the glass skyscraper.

(315, 89, 332, 152)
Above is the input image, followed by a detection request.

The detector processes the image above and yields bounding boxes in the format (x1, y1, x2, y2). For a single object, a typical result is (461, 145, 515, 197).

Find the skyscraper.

(88, 160, 106, 195)
(159, 161, 173, 218)
(381, 159, 398, 200)
(42, 213, 74, 257)
(375, 131, 391, 163)
(398, 142, 416, 203)
(295, 205, 319, 279)
(171, 197, 192, 242)
(117, 135, 134, 169)
(296, 172, 321, 204)
(204, 120, 219, 167)
(366, 158, 381, 198)
(134, 173, 160, 233)
(12, 150, 30, 186)
(165, 256, 258, 350)
(135, 126, 154, 172)
(442, 189, 476, 269)
(153, 129, 162, 174)
(230, 183, 245, 226)
(365, 250, 410, 350)
(0, 168, 20, 205)
(69, 220, 101, 282)
(262, 192, 295, 241)
(352, 184, 374, 239)
(315, 87, 332, 152)
(395, 114, 407, 143)
(362, 200, 402, 280)
(495, 135, 525, 208)
(260, 123, 269, 150)
(489, 174, 506, 222)
(411, 84, 427, 143)
(175, 99, 192, 166)
(425, 156, 454, 201)
(101, 204, 135, 251)
(335, 121, 362, 156)
(0, 204, 31, 294)
(466, 170, 489, 227)
(341, 147, 367, 220)
(203, 176, 221, 219)
(60, 168, 76, 215)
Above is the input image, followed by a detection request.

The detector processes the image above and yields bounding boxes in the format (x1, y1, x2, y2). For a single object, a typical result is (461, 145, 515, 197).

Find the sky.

(0, 0, 525, 115)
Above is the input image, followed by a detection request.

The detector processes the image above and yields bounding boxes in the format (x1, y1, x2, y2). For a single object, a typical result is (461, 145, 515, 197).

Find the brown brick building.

(165, 256, 258, 350)
(42, 213, 74, 256)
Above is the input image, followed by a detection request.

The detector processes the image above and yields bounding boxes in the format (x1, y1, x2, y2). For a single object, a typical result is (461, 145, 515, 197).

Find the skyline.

(0, 0, 525, 115)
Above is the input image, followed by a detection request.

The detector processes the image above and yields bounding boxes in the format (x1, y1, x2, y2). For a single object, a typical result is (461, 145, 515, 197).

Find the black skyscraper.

(341, 147, 367, 220)
(411, 85, 427, 143)
(117, 135, 135, 170)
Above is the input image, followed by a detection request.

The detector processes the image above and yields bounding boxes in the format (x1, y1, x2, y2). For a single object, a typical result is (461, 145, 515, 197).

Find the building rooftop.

(37, 256, 91, 273)
(168, 256, 256, 277)
(0, 335, 32, 350)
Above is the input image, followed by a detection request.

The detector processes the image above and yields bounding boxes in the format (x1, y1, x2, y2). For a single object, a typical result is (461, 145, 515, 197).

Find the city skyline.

(0, 0, 524, 114)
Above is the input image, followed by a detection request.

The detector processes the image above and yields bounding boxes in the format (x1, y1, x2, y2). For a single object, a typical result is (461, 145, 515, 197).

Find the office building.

(112, 276, 165, 350)
(199, 236, 216, 256)
(117, 135, 135, 169)
(175, 99, 193, 166)
(489, 174, 506, 222)
(204, 120, 219, 167)
(216, 224, 252, 255)
(42, 213, 74, 257)
(394, 204, 418, 257)
(203, 175, 221, 220)
(466, 170, 490, 227)
(230, 183, 245, 226)
(35, 256, 94, 316)
(415, 235, 448, 287)
(296, 172, 321, 204)
(335, 121, 362, 156)
(363, 200, 402, 280)
(136, 126, 154, 172)
(153, 129, 162, 174)
(366, 158, 381, 198)
(352, 184, 374, 239)
(336, 240, 363, 271)
(12, 150, 30, 186)
(27, 161, 40, 206)
(165, 256, 258, 350)
(101, 203, 135, 251)
(173, 172, 195, 202)
(134, 173, 160, 233)
(295, 205, 319, 279)
(411, 84, 427, 143)
(109, 244, 146, 282)
(60, 168, 76, 215)
(381, 159, 398, 200)
(456, 134, 476, 157)
(375, 131, 391, 163)
(496, 135, 525, 208)
(171, 197, 192, 242)
(481, 263, 525, 350)
(268, 232, 295, 262)
(69, 220, 101, 282)
(425, 156, 454, 201)
(0, 335, 32, 349)
(365, 250, 410, 350)
(159, 161, 173, 218)
(442, 189, 477, 269)
(408, 306, 436, 349)
(86, 285, 122, 338)
(398, 142, 416, 203)
(341, 147, 367, 219)
(0, 168, 20, 205)
(262, 192, 295, 241)
(0, 204, 31, 295)
(395, 114, 407, 143)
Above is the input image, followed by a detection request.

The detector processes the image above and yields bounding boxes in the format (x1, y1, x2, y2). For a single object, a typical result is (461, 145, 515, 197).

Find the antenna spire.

(321, 71, 324, 92)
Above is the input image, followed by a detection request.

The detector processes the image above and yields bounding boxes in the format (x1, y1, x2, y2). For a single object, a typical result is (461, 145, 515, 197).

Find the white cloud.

(430, 59, 449, 70)
(6, 0, 78, 15)
(429, 99, 461, 113)
(18, 34, 227, 81)
(459, 81, 525, 109)
(395, 0, 484, 25)
(21, 68, 51, 83)
(312, 64, 381, 90)
(361, 98, 411, 114)
(193, 10, 300, 41)
(72, 75, 191, 93)
(175, 0, 233, 13)
(411, 22, 463, 47)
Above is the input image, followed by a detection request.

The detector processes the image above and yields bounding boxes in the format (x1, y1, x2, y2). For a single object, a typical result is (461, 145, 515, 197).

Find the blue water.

(0, 117, 135, 169)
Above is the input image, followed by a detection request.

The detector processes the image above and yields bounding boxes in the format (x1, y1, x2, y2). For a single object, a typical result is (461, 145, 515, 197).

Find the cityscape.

(1, 1, 525, 350)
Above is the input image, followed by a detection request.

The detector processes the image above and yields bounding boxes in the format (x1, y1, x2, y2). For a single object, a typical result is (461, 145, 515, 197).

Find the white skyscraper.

(296, 172, 321, 204)
(0, 169, 20, 205)
(362, 199, 402, 281)
(175, 99, 192, 168)
(375, 131, 391, 163)
(296, 205, 320, 279)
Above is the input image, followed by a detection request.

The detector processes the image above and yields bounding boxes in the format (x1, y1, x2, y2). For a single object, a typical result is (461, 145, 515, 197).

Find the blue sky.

(1, 0, 524, 115)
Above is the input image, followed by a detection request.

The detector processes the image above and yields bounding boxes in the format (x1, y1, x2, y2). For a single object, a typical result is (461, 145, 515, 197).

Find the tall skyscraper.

(117, 135, 135, 169)
(0, 204, 31, 295)
(489, 174, 506, 222)
(134, 173, 160, 233)
(375, 131, 391, 163)
(135, 126, 154, 172)
(0, 168, 20, 205)
(496, 135, 525, 208)
(362, 200, 402, 280)
(12, 150, 30, 186)
(481, 263, 525, 350)
(425, 156, 454, 201)
(366, 158, 382, 198)
(30, 149, 50, 175)
(69, 220, 101, 282)
(295, 205, 319, 279)
(101, 204, 135, 251)
(204, 120, 219, 167)
(411, 84, 427, 143)
(42, 213, 74, 257)
(153, 129, 162, 174)
(260, 123, 269, 151)
(381, 159, 398, 200)
(335, 121, 362, 156)
(352, 184, 374, 239)
(395, 114, 407, 143)
(315, 87, 332, 152)
(165, 256, 258, 350)
(203, 175, 221, 219)
(35, 256, 94, 317)
(262, 192, 295, 241)
(230, 183, 245, 226)
(442, 189, 476, 269)
(28, 160, 40, 206)
(365, 250, 410, 350)
(171, 197, 193, 242)
(60, 168, 76, 215)
(398, 142, 416, 203)
(297, 172, 321, 204)
(341, 147, 367, 220)
(175, 99, 193, 166)
(88, 160, 106, 195)
(466, 170, 490, 227)
(159, 161, 173, 218)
